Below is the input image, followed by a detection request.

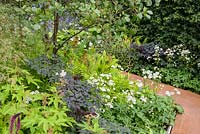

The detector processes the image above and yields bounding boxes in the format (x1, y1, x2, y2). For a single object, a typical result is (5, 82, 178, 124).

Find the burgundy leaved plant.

(9, 113, 21, 134)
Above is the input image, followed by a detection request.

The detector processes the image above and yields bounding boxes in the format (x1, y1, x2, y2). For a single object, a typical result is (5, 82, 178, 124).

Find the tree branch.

(53, 23, 95, 54)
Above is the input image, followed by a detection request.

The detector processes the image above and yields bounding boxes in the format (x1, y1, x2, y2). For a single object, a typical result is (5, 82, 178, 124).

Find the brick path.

(123, 72, 200, 134)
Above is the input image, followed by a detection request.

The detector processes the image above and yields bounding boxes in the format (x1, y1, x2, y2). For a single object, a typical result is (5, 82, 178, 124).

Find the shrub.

(57, 73, 102, 122)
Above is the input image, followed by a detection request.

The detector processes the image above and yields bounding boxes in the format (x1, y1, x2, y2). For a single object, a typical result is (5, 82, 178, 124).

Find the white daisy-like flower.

(60, 70, 66, 77)
(111, 65, 117, 69)
(136, 80, 143, 88)
(174, 88, 181, 95)
(100, 87, 107, 92)
(105, 102, 113, 108)
(25, 97, 32, 104)
(129, 81, 134, 85)
(140, 96, 147, 102)
(165, 91, 171, 96)
(108, 80, 115, 86)
(89, 42, 93, 47)
(127, 95, 136, 104)
(104, 95, 110, 99)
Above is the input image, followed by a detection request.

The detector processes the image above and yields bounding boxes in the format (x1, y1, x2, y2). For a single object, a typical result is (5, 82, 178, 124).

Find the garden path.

(123, 72, 200, 134)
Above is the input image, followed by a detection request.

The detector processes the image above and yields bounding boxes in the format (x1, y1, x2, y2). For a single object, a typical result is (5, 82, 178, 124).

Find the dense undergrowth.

(0, 1, 185, 134)
(101, 0, 200, 93)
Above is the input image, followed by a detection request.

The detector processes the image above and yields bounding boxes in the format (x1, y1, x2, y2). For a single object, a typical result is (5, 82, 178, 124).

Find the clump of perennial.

(142, 69, 162, 80)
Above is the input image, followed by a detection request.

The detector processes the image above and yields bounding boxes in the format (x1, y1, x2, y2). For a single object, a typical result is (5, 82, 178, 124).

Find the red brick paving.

(123, 72, 200, 134)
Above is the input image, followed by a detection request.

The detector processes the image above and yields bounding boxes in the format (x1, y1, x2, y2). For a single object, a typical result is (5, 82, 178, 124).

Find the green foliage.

(160, 68, 200, 93)
(0, 68, 75, 134)
(78, 117, 107, 134)
(101, 92, 179, 134)
(134, 0, 200, 92)
(0, 2, 184, 134)
(66, 47, 119, 79)
(27, 55, 65, 82)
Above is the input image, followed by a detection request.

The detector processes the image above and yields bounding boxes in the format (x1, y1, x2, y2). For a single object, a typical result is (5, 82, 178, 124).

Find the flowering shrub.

(112, 42, 200, 93)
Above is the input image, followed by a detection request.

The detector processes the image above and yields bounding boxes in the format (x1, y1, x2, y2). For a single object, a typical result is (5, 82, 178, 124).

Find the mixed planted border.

(0, 1, 188, 134)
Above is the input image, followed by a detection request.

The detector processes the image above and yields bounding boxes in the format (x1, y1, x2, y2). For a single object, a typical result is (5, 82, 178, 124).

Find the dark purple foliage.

(9, 113, 21, 134)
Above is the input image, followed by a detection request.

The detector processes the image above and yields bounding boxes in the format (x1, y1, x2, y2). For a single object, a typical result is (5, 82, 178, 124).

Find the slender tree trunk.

(52, 1, 59, 55)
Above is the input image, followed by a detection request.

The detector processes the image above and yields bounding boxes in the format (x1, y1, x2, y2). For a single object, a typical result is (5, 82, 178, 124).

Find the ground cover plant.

(0, 1, 184, 134)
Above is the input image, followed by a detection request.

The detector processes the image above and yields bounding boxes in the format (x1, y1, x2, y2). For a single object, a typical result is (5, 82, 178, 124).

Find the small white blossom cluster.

(25, 90, 40, 104)
(135, 80, 143, 89)
(165, 88, 181, 96)
(83, 42, 93, 49)
(30, 90, 40, 95)
(142, 69, 162, 80)
(87, 74, 117, 109)
(105, 102, 113, 108)
(122, 90, 148, 107)
(123, 90, 136, 105)
(56, 70, 67, 77)
(164, 48, 175, 57)
(111, 64, 124, 71)
(152, 45, 163, 61)
(165, 44, 192, 63)
(25, 97, 32, 104)
(87, 73, 115, 92)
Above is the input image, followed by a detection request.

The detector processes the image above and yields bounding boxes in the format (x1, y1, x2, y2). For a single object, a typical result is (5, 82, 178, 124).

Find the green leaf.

(137, 13, 143, 19)
(32, 24, 41, 31)
(175, 105, 184, 114)
(147, 10, 153, 15)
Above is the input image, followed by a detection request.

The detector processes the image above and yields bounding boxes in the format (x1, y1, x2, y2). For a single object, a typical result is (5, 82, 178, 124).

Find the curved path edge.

(122, 72, 200, 134)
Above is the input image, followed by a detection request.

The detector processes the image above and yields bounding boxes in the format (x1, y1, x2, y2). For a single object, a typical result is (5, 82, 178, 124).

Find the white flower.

(60, 70, 66, 77)
(56, 72, 59, 75)
(148, 74, 153, 79)
(105, 102, 113, 108)
(108, 80, 115, 86)
(92, 79, 98, 83)
(30, 90, 40, 95)
(129, 81, 134, 85)
(89, 42, 93, 47)
(136, 80, 143, 88)
(140, 96, 147, 102)
(104, 95, 110, 99)
(181, 50, 190, 56)
(165, 91, 171, 96)
(111, 65, 117, 69)
(25, 97, 32, 104)
(100, 87, 107, 92)
(70, 37, 74, 41)
(174, 88, 181, 95)
(127, 95, 136, 104)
